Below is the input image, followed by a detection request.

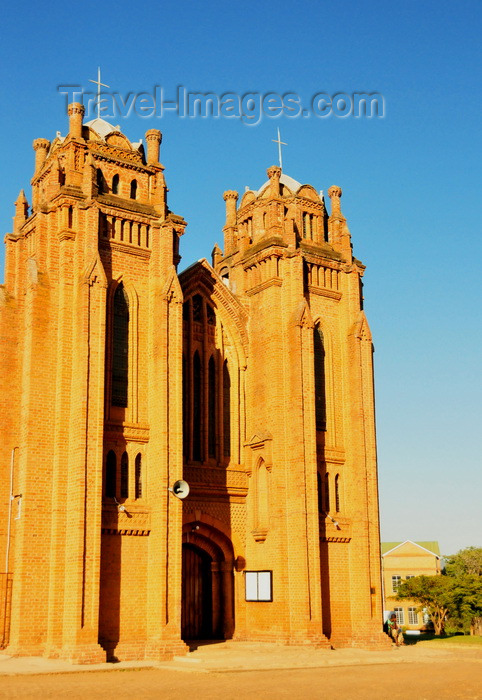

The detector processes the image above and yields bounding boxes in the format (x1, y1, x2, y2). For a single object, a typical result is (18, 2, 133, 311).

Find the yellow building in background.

(382, 541, 441, 630)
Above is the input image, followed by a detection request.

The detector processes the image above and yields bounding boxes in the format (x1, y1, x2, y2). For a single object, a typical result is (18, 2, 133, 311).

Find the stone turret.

(68, 102, 85, 140)
(145, 129, 162, 165)
(223, 190, 238, 256)
(33, 138, 50, 175)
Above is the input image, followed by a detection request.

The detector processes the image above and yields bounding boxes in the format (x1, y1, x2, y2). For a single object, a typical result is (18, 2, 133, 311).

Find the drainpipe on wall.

(5, 447, 18, 575)
(1, 447, 18, 649)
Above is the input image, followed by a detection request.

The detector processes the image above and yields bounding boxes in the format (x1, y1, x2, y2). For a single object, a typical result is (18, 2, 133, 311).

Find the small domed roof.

(84, 117, 120, 139)
(256, 172, 302, 195)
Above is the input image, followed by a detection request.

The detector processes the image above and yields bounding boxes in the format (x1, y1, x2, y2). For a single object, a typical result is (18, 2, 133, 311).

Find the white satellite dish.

(170, 480, 190, 499)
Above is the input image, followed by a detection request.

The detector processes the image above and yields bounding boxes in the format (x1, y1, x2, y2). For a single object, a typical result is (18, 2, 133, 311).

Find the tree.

(397, 548, 482, 637)
(445, 547, 482, 635)
(396, 575, 454, 635)
(449, 575, 482, 635)
(445, 547, 482, 577)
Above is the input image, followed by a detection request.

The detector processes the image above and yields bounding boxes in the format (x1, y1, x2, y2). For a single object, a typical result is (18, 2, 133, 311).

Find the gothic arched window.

(314, 326, 326, 431)
(112, 174, 119, 194)
(182, 294, 236, 466)
(120, 451, 129, 499)
(111, 284, 129, 407)
(130, 179, 137, 199)
(105, 450, 116, 498)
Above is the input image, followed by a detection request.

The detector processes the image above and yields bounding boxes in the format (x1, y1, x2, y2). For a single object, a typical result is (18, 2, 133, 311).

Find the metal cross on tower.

(272, 128, 287, 170)
(89, 67, 110, 120)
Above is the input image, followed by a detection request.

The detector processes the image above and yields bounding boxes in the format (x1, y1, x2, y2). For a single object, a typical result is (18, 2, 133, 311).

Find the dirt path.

(0, 649, 481, 699)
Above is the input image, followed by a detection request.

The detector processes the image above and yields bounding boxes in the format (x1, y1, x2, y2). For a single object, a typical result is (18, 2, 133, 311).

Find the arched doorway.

(181, 521, 235, 641)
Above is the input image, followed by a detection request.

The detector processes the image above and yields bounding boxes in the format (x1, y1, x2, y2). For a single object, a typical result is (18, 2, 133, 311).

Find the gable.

(179, 259, 249, 367)
(382, 540, 440, 557)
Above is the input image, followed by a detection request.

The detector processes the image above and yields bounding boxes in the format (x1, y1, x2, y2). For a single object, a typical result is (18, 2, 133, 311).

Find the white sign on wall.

(245, 571, 273, 602)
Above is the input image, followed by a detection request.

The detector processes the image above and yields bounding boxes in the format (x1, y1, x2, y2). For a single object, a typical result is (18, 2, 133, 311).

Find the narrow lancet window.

(223, 360, 231, 458)
(97, 168, 105, 193)
(192, 294, 202, 322)
(207, 304, 216, 326)
(182, 354, 189, 460)
(314, 326, 326, 431)
(120, 452, 128, 499)
(106, 450, 117, 498)
(193, 351, 202, 461)
(112, 174, 119, 194)
(317, 472, 323, 514)
(112, 284, 129, 407)
(208, 356, 216, 458)
(130, 179, 137, 199)
(135, 453, 142, 499)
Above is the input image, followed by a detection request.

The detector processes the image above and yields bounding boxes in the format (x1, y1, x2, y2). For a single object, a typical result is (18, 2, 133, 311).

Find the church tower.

(180, 166, 387, 647)
(0, 105, 187, 661)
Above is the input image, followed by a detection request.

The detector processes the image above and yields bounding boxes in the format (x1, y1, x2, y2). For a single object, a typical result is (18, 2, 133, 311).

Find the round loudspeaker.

(172, 479, 190, 499)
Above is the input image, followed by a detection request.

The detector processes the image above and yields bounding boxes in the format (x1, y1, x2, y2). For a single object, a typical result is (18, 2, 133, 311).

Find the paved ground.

(0, 641, 481, 699)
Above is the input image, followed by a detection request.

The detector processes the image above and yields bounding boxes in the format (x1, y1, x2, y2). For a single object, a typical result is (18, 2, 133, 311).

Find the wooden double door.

(181, 543, 216, 640)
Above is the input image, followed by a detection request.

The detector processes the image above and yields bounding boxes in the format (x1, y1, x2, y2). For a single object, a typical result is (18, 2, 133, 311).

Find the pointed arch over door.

(181, 519, 235, 641)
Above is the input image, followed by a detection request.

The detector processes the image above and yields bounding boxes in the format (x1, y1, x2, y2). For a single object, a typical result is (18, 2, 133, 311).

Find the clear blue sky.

(1, 0, 480, 556)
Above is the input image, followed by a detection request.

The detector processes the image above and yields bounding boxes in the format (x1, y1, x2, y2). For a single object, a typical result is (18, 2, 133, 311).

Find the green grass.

(412, 633, 482, 646)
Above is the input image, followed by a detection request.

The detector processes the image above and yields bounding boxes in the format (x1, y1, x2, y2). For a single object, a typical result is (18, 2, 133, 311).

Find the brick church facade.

(0, 104, 388, 662)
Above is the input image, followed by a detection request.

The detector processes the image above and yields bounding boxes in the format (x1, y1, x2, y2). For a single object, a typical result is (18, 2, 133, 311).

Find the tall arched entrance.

(181, 520, 235, 641)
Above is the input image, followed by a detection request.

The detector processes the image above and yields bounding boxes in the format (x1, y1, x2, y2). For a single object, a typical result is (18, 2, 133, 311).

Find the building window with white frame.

(408, 607, 418, 625)
(392, 575, 402, 592)
(394, 607, 404, 625)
